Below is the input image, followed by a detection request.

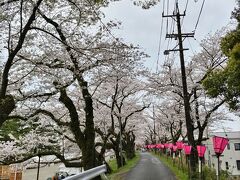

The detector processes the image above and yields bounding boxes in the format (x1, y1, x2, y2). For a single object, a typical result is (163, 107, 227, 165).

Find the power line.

(166, 0, 170, 36)
(164, 17, 175, 63)
(157, 0, 175, 73)
(194, 0, 205, 32)
(163, 0, 166, 12)
(184, 0, 189, 12)
(181, 0, 189, 25)
(158, 0, 203, 72)
(163, 0, 177, 66)
(182, 25, 197, 55)
(156, 13, 164, 73)
(187, 38, 196, 55)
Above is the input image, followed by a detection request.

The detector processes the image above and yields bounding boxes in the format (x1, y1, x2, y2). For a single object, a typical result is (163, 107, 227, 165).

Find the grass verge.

(107, 153, 140, 180)
(152, 152, 188, 180)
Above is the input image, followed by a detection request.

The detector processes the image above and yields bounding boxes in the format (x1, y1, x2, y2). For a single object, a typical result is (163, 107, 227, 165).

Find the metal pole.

(187, 155, 191, 180)
(153, 105, 156, 145)
(62, 136, 65, 157)
(199, 158, 201, 180)
(199, 158, 203, 180)
(217, 155, 220, 180)
(153, 105, 157, 154)
(36, 155, 40, 180)
(173, 151, 176, 165)
(180, 151, 183, 170)
(178, 151, 181, 168)
(14, 166, 17, 180)
(179, 149, 183, 170)
(119, 122, 123, 167)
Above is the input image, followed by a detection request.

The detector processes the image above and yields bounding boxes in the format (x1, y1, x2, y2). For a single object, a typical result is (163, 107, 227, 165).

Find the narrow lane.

(125, 152, 176, 180)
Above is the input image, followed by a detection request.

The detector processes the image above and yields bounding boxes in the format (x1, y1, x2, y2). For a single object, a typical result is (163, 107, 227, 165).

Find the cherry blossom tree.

(93, 63, 149, 167)
(0, 0, 148, 175)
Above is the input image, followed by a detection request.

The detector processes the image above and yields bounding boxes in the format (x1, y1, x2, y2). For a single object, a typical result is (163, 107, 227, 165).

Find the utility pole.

(163, 1, 196, 177)
(153, 105, 157, 154)
(62, 136, 65, 157)
(36, 155, 41, 180)
(153, 104, 156, 144)
(119, 121, 124, 167)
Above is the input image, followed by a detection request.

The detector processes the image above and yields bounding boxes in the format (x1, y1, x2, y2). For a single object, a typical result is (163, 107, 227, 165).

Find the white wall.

(205, 138, 240, 176)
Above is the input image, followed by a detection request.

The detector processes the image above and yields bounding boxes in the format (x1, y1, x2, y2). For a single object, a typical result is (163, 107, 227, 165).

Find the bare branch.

(29, 109, 70, 126)
(0, 0, 19, 7)
(0, 0, 43, 97)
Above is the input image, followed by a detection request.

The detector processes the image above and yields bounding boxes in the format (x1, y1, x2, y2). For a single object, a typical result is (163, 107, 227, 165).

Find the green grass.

(108, 158, 118, 173)
(152, 153, 231, 180)
(107, 153, 140, 180)
(202, 165, 230, 180)
(152, 152, 188, 180)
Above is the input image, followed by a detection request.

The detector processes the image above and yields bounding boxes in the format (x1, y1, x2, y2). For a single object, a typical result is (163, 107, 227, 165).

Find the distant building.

(204, 131, 240, 177)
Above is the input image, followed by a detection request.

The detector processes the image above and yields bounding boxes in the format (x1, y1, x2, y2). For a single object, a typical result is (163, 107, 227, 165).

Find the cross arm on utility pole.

(166, 33, 195, 39)
(164, 49, 189, 55)
(162, 12, 185, 17)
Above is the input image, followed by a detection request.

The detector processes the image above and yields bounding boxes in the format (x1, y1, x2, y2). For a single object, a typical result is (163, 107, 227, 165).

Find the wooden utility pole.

(119, 121, 124, 167)
(153, 104, 156, 144)
(163, 2, 196, 177)
(36, 155, 40, 180)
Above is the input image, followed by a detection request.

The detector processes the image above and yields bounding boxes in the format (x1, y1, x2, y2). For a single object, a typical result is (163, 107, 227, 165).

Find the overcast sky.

(102, 0, 236, 68)
(102, 0, 240, 131)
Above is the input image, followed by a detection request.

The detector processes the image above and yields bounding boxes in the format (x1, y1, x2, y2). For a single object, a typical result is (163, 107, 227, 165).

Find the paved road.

(125, 152, 176, 180)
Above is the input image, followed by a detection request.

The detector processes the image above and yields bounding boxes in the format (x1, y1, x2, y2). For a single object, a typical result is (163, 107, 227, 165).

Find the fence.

(0, 165, 22, 180)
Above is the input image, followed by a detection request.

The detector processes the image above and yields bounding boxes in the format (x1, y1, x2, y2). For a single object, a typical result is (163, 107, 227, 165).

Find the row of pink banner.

(144, 141, 192, 155)
(144, 136, 229, 157)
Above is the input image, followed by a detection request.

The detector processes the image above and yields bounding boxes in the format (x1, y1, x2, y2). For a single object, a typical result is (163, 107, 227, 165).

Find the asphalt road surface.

(125, 152, 176, 180)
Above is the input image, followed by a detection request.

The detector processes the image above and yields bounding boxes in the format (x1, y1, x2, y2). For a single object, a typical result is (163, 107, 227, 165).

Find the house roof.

(209, 131, 240, 139)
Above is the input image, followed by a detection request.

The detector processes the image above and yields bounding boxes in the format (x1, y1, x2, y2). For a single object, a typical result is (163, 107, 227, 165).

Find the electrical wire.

(184, 0, 189, 12)
(187, 38, 196, 55)
(219, 120, 228, 138)
(181, 0, 189, 25)
(163, 0, 165, 12)
(156, 13, 164, 73)
(167, 17, 174, 49)
(166, 0, 170, 35)
(164, 1, 176, 66)
(194, 0, 205, 32)
(181, 25, 196, 55)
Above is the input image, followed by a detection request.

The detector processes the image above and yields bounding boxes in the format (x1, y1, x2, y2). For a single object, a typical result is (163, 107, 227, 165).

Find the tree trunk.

(81, 147, 96, 170)
(58, 85, 97, 172)
(43, 13, 99, 173)
(95, 149, 112, 173)
(78, 76, 96, 170)
(125, 144, 135, 160)
(0, 95, 15, 127)
(81, 148, 101, 180)
(123, 131, 136, 160)
(190, 147, 198, 179)
(113, 147, 126, 168)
